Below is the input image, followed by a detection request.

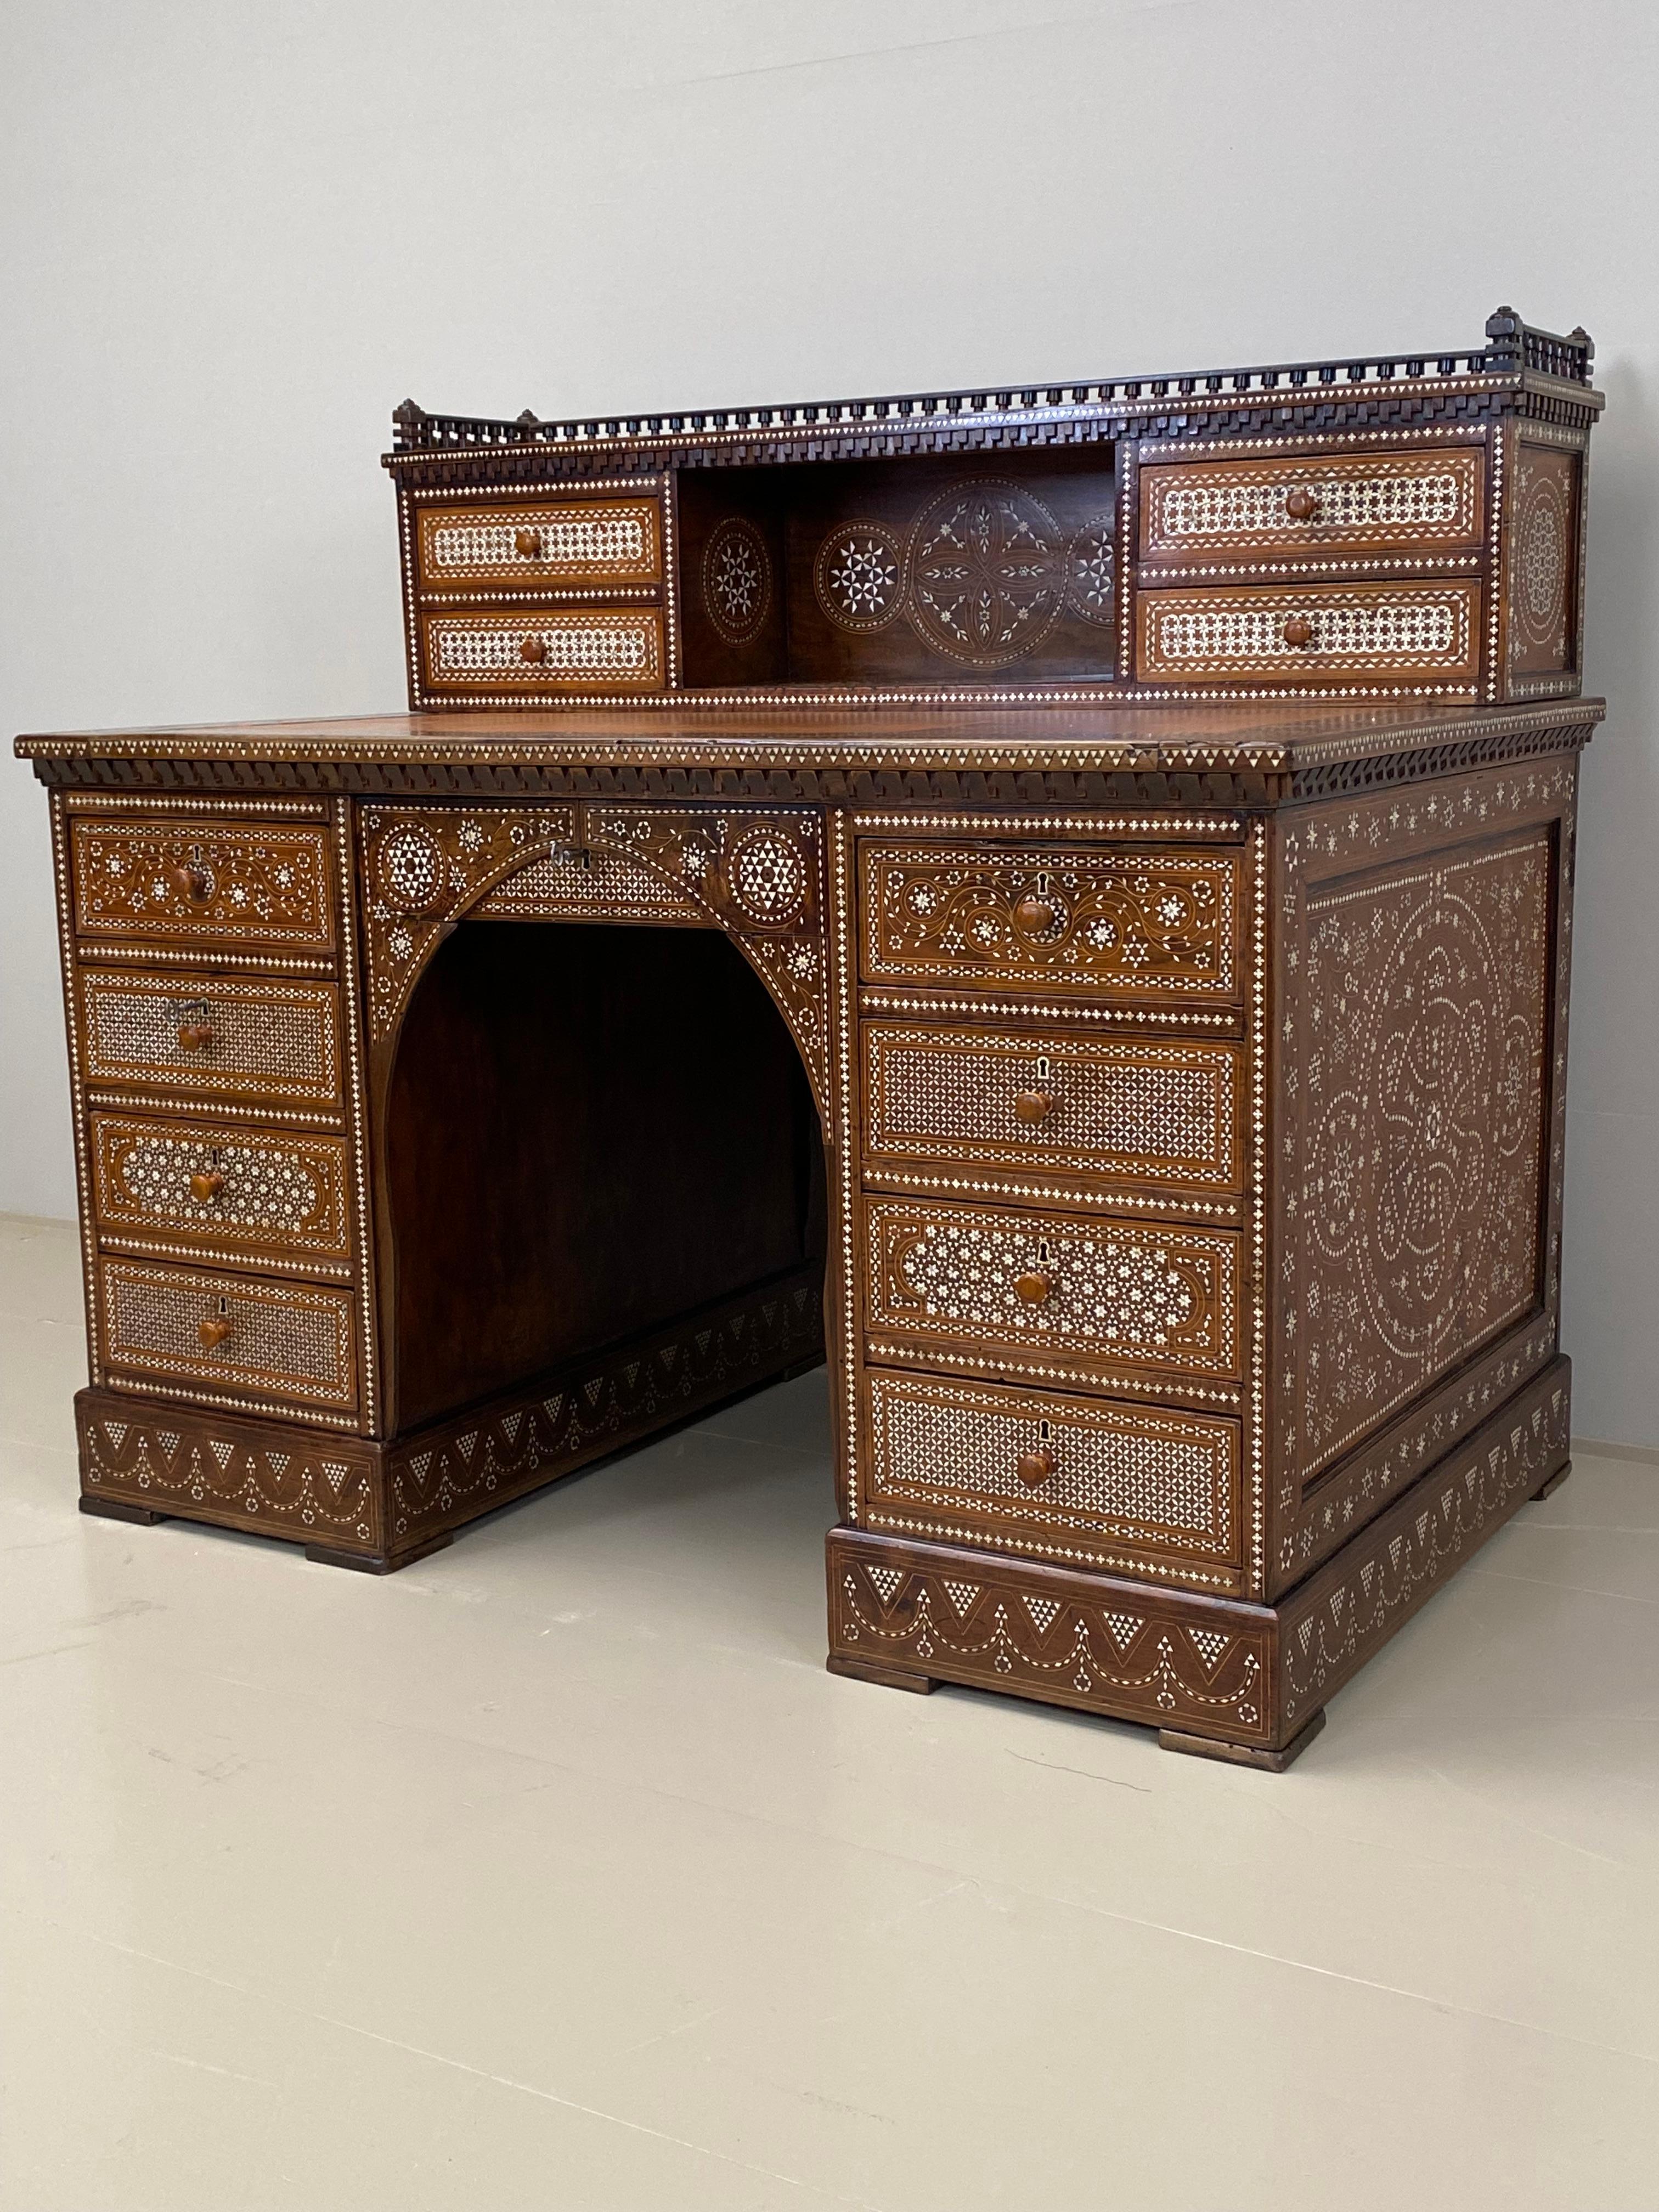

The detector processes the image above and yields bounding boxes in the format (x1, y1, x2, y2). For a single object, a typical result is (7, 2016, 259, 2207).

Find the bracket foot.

(827, 1652, 936, 1696)
(1159, 1707, 1327, 1773)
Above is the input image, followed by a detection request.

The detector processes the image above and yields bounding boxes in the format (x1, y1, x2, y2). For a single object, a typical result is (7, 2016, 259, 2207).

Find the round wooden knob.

(518, 634, 548, 664)
(514, 527, 542, 558)
(177, 1023, 213, 1052)
(198, 1316, 233, 1351)
(1284, 486, 1320, 522)
(1013, 1088, 1055, 1125)
(1013, 1269, 1053, 1306)
(168, 862, 211, 901)
(1282, 613, 1316, 648)
(1015, 1446, 1059, 1489)
(1013, 894, 1057, 932)
(189, 1170, 225, 1203)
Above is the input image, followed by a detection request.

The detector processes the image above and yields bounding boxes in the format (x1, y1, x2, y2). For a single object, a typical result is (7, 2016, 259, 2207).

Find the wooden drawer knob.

(518, 634, 548, 664)
(198, 1316, 233, 1351)
(168, 862, 211, 901)
(514, 527, 543, 558)
(1013, 1088, 1055, 1125)
(1013, 894, 1057, 932)
(1015, 1445, 1058, 1489)
(177, 1023, 213, 1052)
(1282, 613, 1316, 648)
(1284, 486, 1321, 522)
(1013, 1269, 1053, 1306)
(189, 1170, 225, 1203)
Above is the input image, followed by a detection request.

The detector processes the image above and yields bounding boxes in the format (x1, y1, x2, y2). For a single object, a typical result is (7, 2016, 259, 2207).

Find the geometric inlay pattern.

(77, 971, 342, 1105)
(831, 1538, 1266, 1736)
(868, 1197, 1240, 1378)
(1140, 585, 1478, 680)
(358, 802, 830, 1120)
(907, 480, 1066, 667)
(862, 1026, 1241, 1189)
(92, 1113, 351, 1260)
(701, 518, 772, 646)
(868, 1370, 1238, 1572)
(814, 521, 905, 631)
(1141, 449, 1484, 558)
(425, 611, 663, 689)
(861, 842, 1237, 998)
(1507, 445, 1577, 674)
(100, 1257, 357, 1410)
(1295, 832, 1550, 1482)
(417, 499, 660, 586)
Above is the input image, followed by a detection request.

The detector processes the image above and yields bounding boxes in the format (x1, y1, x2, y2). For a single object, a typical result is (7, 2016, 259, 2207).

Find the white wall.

(3, 0, 1656, 1442)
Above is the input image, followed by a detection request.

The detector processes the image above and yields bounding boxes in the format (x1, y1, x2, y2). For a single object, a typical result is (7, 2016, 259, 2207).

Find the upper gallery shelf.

(382, 310, 1599, 713)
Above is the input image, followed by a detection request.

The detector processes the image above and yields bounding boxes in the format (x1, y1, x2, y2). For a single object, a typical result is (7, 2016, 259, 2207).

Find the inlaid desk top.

(15, 695, 1602, 788)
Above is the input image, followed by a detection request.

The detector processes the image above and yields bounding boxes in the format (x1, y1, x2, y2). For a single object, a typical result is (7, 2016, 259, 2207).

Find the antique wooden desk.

(18, 309, 1601, 1769)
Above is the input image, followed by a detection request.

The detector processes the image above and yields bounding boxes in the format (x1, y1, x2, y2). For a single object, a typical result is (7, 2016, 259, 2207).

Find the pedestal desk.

(17, 309, 1603, 1769)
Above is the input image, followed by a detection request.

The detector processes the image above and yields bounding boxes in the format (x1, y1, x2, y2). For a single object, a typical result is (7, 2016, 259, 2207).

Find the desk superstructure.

(18, 311, 1602, 1767)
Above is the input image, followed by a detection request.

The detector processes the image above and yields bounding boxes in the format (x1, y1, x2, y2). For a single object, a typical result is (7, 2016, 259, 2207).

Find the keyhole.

(1038, 1418, 1052, 1443)
(217, 1296, 229, 1317)
(1036, 1055, 1051, 1082)
(1037, 1240, 1051, 1265)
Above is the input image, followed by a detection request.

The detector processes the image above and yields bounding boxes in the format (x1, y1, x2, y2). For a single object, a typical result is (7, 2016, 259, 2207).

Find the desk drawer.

(91, 1112, 352, 1267)
(866, 1369, 1239, 1574)
(419, 608, 664, 694)
(77, 969, 343, 1108)
(71, 818, 334, 950)
(858, 842, 1239, 1001)
(1138, 446, 1485, 565)
(861, 1025, 1242, 1193)
(415, 497, 662, 592)
(1136, 580, 1481, 685)
(864, 1196, 1241, 1383)
(98, 1257, 358, 1413)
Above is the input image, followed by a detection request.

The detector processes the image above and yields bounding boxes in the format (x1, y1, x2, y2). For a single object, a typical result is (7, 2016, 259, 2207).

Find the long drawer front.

(1138, 445, 1486, 565)
(864, 1196, 1240, 1386)
(1136, 580, 1481, 686)
(90, 1111, 352, 1266)
(419, 608, 665, 695)
(70, 817, 334, 950)
(98, 1257, 358, 1413)
(865, 1370, 1240, 1578)
(76, 969, 343, 1107)
(859, 840, 1240, 1001)
(861, 1023, 1242, 1197)
(415, 497, 662, 591)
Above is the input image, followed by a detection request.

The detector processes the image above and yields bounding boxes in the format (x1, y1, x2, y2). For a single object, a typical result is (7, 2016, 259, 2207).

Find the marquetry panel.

(419, 608, 664, 693)
(472, 845, 705, 924)
(415, 498, 662, 591)
(829, 1530, 1271, 1743)
(1138, 447, 1485, 563)
(1137, 582, 1481, 684)
(78, 1391, 381, 1550)
(76, 970, 343, 1107)
(865, 1370, 1240, 1576)
(90, 1113, 352, 1265)
(98, 1258, 358, 1412)
(1507, 445, 1579, 676)
(71, 819, 334, 949)
(864, 1196, 1240, 1381)
(860, 1025, 1242, 1192)
(859, 843, 1238, 1000)
(1291, 828, 1551, 1485)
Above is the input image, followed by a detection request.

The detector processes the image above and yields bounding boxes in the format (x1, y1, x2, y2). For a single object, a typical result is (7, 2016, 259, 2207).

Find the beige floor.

(2, 1213, 1657, 2211)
